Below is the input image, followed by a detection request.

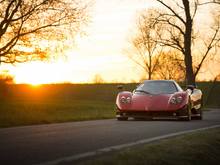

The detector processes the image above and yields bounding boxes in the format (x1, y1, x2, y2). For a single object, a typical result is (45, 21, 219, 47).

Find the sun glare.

(0, 0, 157, 84)
(11, 61, 67, 85)
(2, 0, 218, 84)
(30, 83, 41, 87)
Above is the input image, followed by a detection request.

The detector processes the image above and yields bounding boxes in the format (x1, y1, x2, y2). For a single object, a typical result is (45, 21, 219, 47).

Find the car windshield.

(135, 81, 178, 95)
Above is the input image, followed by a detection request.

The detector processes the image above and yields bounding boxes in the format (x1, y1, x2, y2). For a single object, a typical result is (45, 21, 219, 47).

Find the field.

(0, 100, 114, 128)
(0, 82, 220, 128)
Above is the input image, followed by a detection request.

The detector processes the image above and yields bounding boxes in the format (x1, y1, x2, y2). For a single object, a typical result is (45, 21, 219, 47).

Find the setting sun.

(0, 0, 155, 84)
(11, 62, 62, 84)
(0, 0, 219, 84)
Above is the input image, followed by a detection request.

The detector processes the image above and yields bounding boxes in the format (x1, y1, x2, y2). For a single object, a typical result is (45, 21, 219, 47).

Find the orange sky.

(0, 0, 219, 84)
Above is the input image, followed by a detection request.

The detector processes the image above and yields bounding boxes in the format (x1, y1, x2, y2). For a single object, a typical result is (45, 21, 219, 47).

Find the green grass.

(73, 127, 220, 165)
(0, 99, 115, 128)
(0, 82, 219, 128)
(4, 82, 219, 107)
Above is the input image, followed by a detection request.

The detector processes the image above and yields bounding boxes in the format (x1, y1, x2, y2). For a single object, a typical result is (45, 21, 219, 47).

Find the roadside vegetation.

(0, 99, 114, 128)
(0, 82, 219, 128)
(74, 127, 220, 165)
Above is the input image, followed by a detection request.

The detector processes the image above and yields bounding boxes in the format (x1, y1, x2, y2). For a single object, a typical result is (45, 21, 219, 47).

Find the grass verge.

(74, 127, 220, 165)
(0, 99, 115, 128)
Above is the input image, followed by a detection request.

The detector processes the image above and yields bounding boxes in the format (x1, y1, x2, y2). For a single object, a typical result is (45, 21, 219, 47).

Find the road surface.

(0, 109, 220, 165)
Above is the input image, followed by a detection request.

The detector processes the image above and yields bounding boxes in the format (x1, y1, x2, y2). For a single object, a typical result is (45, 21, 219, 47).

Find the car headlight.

(176, 96, 183, 103)
(126, 97, 131, 103)
(170, 96, 183, 104)
(170, 97, 176, 104)
(120, 96, 131, 104)
(120, 96, 127, 103)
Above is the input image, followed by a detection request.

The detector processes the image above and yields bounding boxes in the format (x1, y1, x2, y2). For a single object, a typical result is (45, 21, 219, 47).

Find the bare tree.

(156, 51, 185, 81)
(0, 70, 14, 100)
(92, 74, 104, 84)
(126, 9, 163, 80)
(0, 70, 14, 84)
(154, 0, 220, 85)
(0, 0, 90, 64)
(194, 11, 220, 77)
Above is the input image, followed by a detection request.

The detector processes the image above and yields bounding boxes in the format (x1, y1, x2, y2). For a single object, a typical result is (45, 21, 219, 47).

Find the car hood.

(116, 92, 188, 111)
(132, 93, 171, 110)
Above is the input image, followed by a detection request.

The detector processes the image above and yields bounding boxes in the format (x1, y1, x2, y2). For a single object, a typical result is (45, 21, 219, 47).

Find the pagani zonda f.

(116, 80, 202, 121)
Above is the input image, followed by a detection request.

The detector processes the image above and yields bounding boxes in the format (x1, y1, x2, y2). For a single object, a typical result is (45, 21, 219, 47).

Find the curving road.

(0, 109, 220, 165)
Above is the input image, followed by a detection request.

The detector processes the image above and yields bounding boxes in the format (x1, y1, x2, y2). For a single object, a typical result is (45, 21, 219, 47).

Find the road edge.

(35, 124, 220, 165)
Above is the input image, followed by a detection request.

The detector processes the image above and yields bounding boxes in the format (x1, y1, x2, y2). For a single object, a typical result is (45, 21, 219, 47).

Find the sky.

(0, 0, 219, 84)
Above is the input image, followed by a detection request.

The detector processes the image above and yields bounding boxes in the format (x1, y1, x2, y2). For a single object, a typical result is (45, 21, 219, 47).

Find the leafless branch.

(156, 0, 186, 24)
(0, 0, 90, 64)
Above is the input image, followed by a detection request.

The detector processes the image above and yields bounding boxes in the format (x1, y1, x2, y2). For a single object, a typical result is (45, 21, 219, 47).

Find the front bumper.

(116, 105, 189, 119)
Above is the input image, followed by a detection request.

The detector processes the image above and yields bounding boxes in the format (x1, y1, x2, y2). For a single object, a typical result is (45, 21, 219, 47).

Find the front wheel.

(195, 108, 203, 120)
(182, 105, 191, 121)
(195, 99, 203, 120)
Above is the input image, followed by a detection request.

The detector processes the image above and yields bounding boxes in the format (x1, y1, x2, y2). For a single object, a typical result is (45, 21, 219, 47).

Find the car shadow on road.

(118, 117, 202, 122)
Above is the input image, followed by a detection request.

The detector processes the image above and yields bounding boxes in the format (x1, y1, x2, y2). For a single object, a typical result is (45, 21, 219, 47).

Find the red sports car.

(116, 80, 202, 121)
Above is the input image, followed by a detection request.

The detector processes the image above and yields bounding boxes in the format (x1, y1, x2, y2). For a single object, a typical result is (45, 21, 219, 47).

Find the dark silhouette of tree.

(154, 0, 220, 85)
(0, 0, 89, 64)
(92, 74, 104, 84)
(0, 70, 14, 100)
(126, 9, 163, 80)
(0, 70, 14, 84)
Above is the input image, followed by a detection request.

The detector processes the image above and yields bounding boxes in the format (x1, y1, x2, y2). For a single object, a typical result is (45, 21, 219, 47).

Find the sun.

(30, 83, 42, 87)
(12, 61, 66, 85)
(26, 78, 44, 86)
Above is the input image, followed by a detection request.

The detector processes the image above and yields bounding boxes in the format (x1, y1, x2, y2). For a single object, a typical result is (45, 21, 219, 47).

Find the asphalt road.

(0, 109, 220, 165)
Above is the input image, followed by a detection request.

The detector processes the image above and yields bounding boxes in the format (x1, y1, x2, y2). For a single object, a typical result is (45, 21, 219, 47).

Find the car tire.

(196, 97, 203, 120)
(195, 108, 203, 120)
(194, 98, 203, 120)
(184, 105, 191, 121)
(117, 117, 128, 121)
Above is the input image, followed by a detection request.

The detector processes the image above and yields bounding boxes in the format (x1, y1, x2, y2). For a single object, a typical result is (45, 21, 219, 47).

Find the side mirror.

(117, 85, 123, 90)
(186, 85, 195, 90)
(186, 85, 196, 94)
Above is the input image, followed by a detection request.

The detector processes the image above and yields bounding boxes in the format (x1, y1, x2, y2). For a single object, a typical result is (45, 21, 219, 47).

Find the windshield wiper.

(135, 89, 151, 95)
